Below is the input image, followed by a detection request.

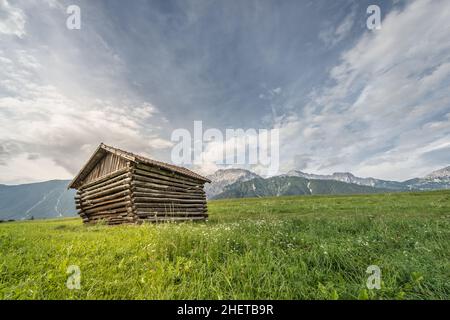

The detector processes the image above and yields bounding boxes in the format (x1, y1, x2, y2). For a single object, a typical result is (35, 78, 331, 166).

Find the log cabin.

(68, 143, 211, 224)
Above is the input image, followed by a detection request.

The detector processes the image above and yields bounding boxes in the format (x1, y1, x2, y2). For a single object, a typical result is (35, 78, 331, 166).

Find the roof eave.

(68, 143, 211, 189)
(67, 143, 107, 189)
(134, 158, 211, 183)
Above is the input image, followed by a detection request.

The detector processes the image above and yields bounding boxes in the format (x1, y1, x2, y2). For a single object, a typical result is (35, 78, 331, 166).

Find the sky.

(0, 0, 449, 184)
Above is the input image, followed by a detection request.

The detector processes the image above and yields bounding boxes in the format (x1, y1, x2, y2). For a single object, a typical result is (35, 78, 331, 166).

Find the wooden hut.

(68, 143, 211, 224)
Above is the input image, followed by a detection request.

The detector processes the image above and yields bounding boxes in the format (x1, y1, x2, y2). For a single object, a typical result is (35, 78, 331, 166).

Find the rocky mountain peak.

(425, 166, 450, 179)
(205, 168, 261, 198)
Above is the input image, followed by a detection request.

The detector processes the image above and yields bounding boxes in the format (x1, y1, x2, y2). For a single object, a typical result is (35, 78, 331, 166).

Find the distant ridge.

(285, 170, 405, 190)
(205, 168, 260, 198)
(208, 165, 450, 199)
(212, 176, 389, 199)
(1, 165, 448, 219)
(0, 180, 76, 221)
(425, 166, 450, 178)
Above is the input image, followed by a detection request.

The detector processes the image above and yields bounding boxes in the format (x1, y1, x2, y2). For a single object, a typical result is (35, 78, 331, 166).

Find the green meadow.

(0, 191, 449, 300)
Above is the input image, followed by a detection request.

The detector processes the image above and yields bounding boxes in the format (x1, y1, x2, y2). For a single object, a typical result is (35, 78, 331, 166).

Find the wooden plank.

(83, 201, 129, 214)
(80, 184, 131, 200)
(132, 179, 204, 194)
(80, 190, 131, 204)
(83, 153, 129, 185)
(80, 196, 131, 210)
(79, 167, 129, 190)
(137, 216, 207, 222)
(136, 212, 207, 218)
(81, 178, 131, 196)
(81, 172, 131, 192)
(133, 191, 206, 199)
(135, 163, 205, 185)
(133, 168, 200, 187)
(133, 197, 206, 204)
(131, 174, 202, 190)
(136, 208, 207, 213)
(134, 203, 206, 209)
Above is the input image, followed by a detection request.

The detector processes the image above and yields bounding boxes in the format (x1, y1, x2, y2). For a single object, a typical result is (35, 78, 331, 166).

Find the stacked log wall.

(130, 163, 208, 222)
(76, 167, 136, 225)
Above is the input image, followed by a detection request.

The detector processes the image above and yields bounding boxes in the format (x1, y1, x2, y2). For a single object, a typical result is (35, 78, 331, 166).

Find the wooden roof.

(68, 143, 211, 189)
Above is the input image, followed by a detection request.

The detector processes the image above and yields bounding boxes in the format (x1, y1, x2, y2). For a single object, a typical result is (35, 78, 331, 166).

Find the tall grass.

(0, 191, 449, 299)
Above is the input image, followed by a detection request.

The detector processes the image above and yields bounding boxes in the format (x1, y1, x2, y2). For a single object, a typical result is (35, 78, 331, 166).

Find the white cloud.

(0, 47, 171, 184)
(0, 1, 177, 184)
(0, 0, 26, 38)
(193, 128, 279, 177)
(281, 0, 450, 180)
(272, 87, 282, 95)
(0, 153, 71, 184)
(1, 0, 449, 184)
(319, 8, 355, 47)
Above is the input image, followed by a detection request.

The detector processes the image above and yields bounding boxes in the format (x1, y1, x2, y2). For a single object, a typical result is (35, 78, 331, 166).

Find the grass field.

(0, 191, 449, 300)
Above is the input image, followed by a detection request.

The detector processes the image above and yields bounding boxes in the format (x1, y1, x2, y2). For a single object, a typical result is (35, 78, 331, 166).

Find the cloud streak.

(0, 1, 172, 183)
(0, 0, 448, 183)
(0, 0, 26, 38)
(277, 0, 450, 180)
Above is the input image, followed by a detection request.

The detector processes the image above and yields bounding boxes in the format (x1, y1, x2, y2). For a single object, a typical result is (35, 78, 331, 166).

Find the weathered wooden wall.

(83, 153, 129, 185)
(130, 163, 208, 222)
(75, 162, 207, 225)
(75, 168, 135, 225)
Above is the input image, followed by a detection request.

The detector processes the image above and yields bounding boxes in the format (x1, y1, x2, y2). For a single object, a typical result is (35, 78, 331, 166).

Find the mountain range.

(0, 180, 76, 221)
(0, 166, 449, 220)
(204, 169, 261, 198)
(284, 170, 405, 190)
(212, 175, 389, 199)
(206, 166, 450, 199)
